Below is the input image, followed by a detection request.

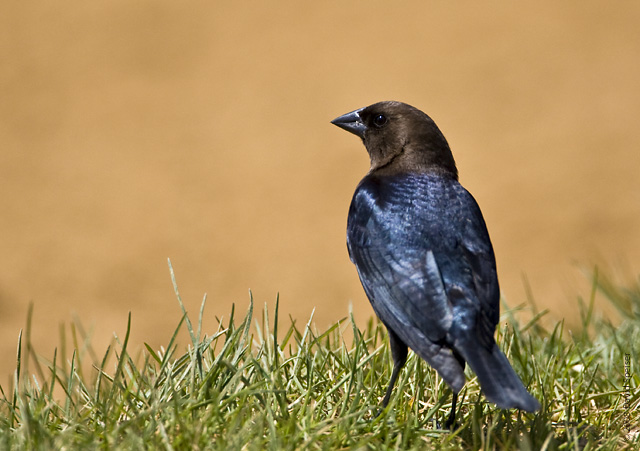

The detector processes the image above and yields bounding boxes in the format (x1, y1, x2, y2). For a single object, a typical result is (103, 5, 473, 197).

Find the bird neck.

(369, 143, 458, 180)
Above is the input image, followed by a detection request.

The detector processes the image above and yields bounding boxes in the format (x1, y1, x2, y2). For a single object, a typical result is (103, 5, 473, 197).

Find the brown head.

(331, 101, 458, 179)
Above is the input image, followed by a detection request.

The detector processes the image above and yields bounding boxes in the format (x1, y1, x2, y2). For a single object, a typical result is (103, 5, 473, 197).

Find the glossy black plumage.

(332, 101, 539, 427)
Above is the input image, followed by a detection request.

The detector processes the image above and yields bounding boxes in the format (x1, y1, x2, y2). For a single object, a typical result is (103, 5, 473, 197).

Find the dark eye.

(372, 114, 388, 128)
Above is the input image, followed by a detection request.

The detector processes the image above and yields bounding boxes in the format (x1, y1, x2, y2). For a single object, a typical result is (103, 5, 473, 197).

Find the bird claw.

(444, 418, 458, 431)
(432, 418, 457, 431)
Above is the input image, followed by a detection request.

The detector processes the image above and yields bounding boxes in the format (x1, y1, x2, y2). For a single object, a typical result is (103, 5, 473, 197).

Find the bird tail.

(457, 339, 540, 412)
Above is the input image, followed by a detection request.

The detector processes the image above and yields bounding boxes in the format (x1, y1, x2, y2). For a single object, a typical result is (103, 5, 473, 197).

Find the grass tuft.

(1, 265, 639, 449)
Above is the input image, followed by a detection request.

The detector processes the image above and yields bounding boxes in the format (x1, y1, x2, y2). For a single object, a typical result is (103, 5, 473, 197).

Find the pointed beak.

(331, 107, 366, 139)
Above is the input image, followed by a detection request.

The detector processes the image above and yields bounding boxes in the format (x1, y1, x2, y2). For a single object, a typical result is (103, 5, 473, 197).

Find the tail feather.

(458, 340, 540, 412)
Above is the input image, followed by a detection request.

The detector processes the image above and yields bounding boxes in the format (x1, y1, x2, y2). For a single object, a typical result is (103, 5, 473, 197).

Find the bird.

(331, 101, 539, 428)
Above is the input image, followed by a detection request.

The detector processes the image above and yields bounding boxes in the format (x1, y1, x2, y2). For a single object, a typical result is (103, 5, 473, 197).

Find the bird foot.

(444, 418, 458, 431)
(431, 418, 457, 431)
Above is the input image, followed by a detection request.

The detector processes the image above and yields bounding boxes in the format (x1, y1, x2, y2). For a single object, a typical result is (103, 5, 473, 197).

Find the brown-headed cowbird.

(332, 101, 539, 428)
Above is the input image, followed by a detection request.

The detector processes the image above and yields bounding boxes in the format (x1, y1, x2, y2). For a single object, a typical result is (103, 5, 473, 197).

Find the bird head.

(331, 101, 458, 178)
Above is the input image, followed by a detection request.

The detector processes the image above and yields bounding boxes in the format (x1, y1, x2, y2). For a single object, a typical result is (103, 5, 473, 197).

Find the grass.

(0, 263, 638, 450)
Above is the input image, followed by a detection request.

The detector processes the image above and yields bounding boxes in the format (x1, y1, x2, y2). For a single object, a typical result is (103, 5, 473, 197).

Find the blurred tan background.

(1, 1, 639, 382)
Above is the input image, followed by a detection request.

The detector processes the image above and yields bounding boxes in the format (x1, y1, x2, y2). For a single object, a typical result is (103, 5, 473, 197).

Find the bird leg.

(444, 351, 464, 429)
(381, 358, 404, 409)
(444, 391, 458, 429)
(377, 329, 408, 415)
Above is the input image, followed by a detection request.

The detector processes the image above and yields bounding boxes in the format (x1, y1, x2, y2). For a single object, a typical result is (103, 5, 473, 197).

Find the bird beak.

(331, 107, 366, 139)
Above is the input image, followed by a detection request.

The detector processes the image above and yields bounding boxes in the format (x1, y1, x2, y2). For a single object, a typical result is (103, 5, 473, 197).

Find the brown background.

(2, 1, 639, 383)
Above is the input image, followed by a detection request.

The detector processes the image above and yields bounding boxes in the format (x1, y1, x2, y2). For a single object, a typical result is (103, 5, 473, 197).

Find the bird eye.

(372, 114, 388, 128)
